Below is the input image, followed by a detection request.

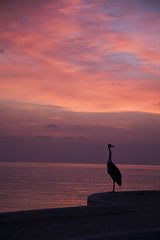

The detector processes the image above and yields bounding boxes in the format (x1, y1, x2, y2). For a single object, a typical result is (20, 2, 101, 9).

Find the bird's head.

(108, 144, 115, 149)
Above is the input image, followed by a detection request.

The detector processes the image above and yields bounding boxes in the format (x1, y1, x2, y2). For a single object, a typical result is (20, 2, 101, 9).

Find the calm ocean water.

(0, 162, 160, 213)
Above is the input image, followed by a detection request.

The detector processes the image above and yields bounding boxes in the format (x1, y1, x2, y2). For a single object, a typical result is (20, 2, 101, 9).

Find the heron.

(107, 144, 122, 192)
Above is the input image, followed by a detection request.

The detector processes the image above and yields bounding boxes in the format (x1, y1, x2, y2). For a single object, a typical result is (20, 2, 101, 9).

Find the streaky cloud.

(46, 124, 59, 128)
(35, 135, 53, 140)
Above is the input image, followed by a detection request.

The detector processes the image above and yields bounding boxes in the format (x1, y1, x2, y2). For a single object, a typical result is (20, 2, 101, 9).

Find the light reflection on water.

(0, 162, 160, 212)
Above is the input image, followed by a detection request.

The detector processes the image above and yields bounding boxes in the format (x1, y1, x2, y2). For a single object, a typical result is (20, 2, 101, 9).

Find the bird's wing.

(107, 162, 122, 185)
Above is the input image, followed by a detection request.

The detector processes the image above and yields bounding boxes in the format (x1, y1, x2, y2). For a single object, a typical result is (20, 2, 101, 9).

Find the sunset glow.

(0, 0, 160, 164)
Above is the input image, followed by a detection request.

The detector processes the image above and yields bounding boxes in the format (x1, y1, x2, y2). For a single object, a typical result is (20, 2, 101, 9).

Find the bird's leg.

(112, 181, 115, 192)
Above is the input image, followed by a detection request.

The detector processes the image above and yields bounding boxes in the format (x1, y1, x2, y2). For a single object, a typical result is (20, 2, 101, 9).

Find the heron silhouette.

(107, 144, 122, 192)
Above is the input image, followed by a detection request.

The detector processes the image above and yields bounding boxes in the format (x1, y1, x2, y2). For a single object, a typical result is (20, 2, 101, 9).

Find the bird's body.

(107, 162, 122, 186)
(107, 144, 122, 192)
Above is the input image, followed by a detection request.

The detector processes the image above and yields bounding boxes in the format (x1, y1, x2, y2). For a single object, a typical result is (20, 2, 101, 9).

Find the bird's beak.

(111, 145, 115, 147)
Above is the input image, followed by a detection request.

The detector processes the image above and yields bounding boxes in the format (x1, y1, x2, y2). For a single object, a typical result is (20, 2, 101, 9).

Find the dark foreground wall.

(0, 191, 160, 240)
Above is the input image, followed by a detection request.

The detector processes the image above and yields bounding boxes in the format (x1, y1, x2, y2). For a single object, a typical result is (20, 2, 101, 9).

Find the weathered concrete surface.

(0, 191, 160, 240)
(87, 190, 160, 206)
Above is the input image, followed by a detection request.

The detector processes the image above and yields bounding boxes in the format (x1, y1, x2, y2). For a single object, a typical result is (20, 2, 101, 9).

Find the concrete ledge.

(60, 227, 160, 240)
(0, 203, 131, 223)
(87, 190, 160, 206)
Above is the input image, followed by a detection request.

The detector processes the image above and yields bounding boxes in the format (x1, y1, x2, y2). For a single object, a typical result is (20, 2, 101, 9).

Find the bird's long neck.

(108, 147, 112, 163)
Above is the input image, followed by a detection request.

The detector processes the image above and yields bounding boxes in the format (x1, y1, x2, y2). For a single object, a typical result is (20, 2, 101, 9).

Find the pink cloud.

(0, 0, 160, 115)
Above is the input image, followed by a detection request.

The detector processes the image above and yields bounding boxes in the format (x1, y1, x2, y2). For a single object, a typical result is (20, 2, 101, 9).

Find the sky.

(0, 0, 160, 165)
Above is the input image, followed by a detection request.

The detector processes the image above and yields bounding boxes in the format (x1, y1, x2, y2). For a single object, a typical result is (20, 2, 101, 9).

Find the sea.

(0, 162, 160, 213)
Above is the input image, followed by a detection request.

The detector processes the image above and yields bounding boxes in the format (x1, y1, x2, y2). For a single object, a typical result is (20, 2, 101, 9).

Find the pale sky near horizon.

(0, 0, 160, 164)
